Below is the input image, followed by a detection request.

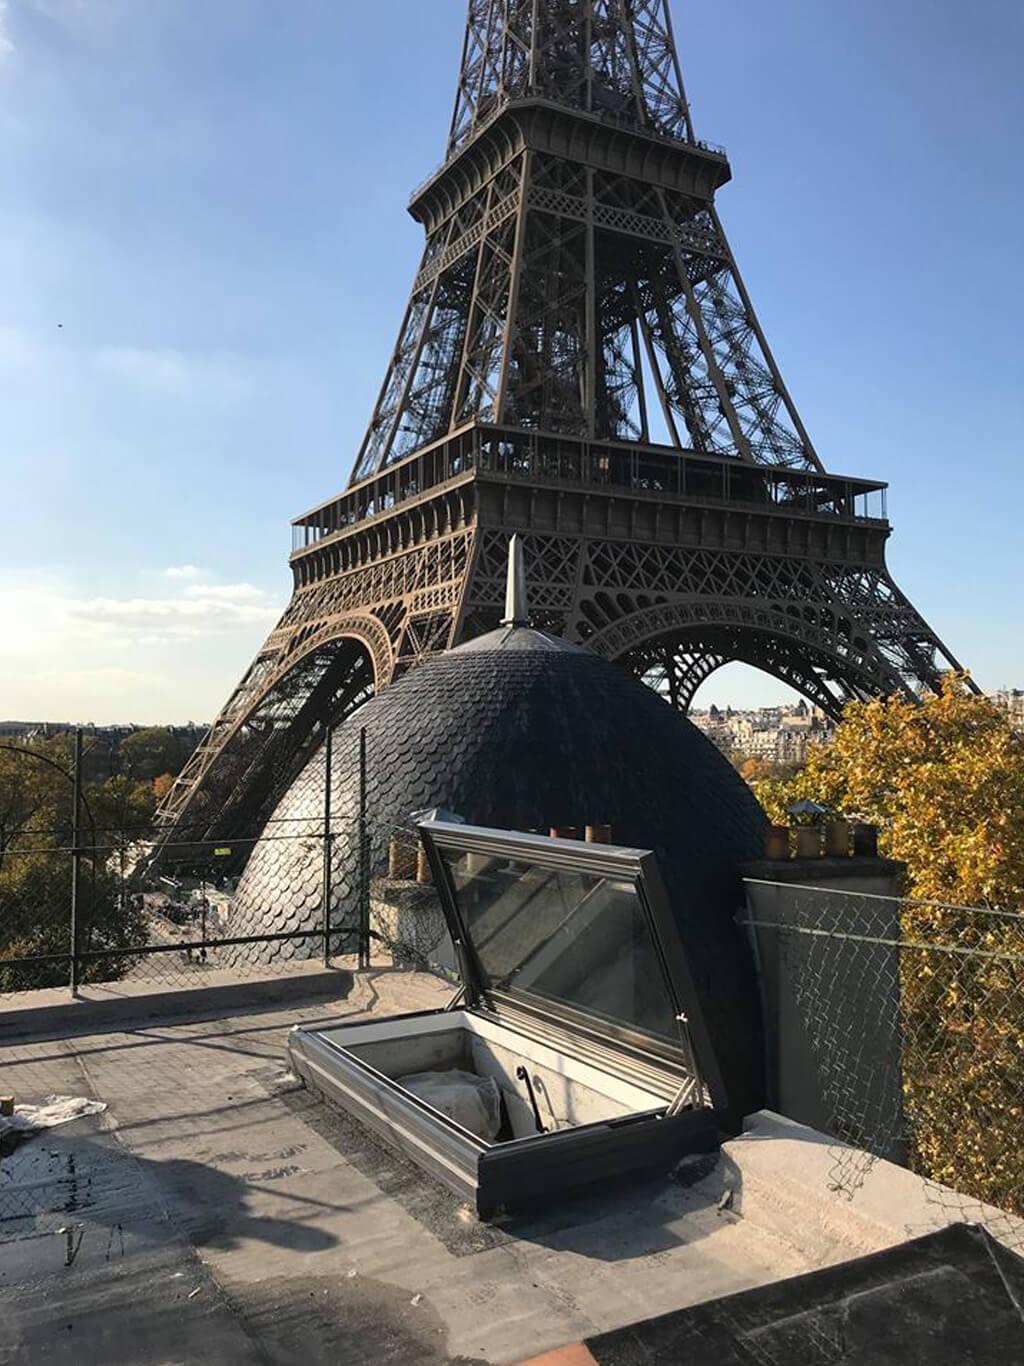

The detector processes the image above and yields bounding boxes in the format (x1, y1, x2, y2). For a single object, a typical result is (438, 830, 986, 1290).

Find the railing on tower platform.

(409, 94, 728, 211)
(290, 425, 888, 555)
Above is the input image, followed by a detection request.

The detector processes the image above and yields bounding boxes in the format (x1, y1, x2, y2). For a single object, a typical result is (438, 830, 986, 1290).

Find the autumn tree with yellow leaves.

(754, 676, 1024, 1219)
(753, 675, 1024, 910)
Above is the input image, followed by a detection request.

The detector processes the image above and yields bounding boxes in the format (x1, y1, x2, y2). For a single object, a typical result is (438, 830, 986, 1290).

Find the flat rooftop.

(1, 968, 1019, 1364)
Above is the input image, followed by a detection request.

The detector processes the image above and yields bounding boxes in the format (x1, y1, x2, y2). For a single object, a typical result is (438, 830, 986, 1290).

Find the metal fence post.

(358, 726, 369, 970)
(321, 722, 334, 968)
(69, 727, 82, 997)
(199, 871, 208, 964)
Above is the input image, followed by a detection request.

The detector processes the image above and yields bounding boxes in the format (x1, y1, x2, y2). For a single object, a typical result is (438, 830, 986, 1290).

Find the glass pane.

(441, 851, 679, 1044)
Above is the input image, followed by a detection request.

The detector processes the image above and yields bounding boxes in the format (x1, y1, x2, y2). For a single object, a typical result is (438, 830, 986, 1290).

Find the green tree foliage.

(119, 727, 196, 782)
(754, 676, 1024, 1217)
(87, 775, 158, 851)
(0, 737, 72, 857)
(0, 737, 147, 991)
(733, 755, 803, 784)
(0, 853, 147, 991)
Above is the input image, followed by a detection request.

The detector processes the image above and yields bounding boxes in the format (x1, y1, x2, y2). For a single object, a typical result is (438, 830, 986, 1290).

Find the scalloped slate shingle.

(231, 628, 769, 1118)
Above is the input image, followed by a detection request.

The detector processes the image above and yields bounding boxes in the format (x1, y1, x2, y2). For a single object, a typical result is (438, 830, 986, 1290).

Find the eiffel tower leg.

(630, 642, 728, 710)
(158, 523, 477, 840)
(157, 632, 376, 843)
(624, 636, 854, 717)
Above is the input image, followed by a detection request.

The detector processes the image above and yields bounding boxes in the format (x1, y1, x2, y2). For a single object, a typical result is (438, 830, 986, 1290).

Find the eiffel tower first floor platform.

(159, 423, 968, 839)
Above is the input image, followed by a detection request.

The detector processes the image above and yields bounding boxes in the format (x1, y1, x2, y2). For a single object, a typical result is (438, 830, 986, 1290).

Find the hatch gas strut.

(515, 1065, 546, 1134)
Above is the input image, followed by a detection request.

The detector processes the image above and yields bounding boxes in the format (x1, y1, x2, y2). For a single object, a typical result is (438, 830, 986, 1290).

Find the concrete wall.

(741, 858, 907, 1163)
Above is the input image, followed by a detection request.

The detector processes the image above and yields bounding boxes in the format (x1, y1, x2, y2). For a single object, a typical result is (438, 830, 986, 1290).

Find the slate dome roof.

(230, 620, 769, 1118)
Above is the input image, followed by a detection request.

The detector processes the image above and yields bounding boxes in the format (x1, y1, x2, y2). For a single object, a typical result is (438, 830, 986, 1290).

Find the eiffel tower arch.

(158, 0, 968, 838)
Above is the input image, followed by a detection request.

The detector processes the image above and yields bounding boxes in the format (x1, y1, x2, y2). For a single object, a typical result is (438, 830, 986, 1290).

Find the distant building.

(988, 690, 1024, 734)
(695, 685, 1024, 766)
(691, 702, 834, 765)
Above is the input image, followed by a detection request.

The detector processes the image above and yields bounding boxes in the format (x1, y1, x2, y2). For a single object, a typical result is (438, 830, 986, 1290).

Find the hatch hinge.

(665, 1075, 702, 1117)
(665, 1011, 705, 1116)
(445, 983, 466, 1010)
(451, 937, 482, 1010)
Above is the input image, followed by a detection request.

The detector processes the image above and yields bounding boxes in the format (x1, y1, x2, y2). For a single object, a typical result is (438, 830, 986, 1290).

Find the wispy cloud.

(182, 582, 268, 603)
(93, 344, 256, 403)
(0, 569, 283, 721)
(0, 2, 13, 60)
(27, 0, 171, 46)
(163, 564, 206, 581)
(70, 584, 280, 645)
(27, 0, 90, 20)
(21, 666, 164, 690)
(0, 579, 279, 650)
(0, 328, 262, 407)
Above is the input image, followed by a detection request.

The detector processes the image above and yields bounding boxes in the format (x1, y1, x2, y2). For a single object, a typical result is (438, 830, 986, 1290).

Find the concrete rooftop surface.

(1, 968, 1018, 1365)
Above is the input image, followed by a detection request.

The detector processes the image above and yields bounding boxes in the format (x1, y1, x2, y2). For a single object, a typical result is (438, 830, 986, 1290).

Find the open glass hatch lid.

(418, 821, 728, 1115)
(287, 821, 729, 1218)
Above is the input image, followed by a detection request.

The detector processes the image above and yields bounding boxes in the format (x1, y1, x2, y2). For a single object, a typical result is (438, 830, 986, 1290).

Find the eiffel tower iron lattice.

(157, 0, 969, 841)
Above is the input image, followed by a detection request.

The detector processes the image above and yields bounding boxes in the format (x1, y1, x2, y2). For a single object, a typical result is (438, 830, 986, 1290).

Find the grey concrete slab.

(0, 971, 817, 1365)
(0, 1242, 262, 1366)
(723, 1110, 1024, 1261)
(572, 1224, 1024, 1366)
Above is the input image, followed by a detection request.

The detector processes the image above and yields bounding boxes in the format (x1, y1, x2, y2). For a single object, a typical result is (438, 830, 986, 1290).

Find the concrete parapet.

(724, 1110, 1024, 1263)
(0, 962, 354, 1041)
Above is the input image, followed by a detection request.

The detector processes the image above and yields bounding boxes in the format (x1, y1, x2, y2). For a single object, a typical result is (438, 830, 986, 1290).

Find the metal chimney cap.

(500, 534, 530, 628)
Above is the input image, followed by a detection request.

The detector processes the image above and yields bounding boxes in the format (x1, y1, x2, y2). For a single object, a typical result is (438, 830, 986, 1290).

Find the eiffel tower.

(160, 0, 967, 838)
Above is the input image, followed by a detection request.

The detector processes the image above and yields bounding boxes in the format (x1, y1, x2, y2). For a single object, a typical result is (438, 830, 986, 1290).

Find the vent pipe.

(501, 534, 530, 628)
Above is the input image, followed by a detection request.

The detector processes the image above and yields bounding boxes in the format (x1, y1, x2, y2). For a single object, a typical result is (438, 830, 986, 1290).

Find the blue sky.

(1, 0, 1021, 723)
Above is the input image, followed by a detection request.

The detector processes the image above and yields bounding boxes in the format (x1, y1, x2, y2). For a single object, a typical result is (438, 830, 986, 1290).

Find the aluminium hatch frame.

(288, 823, 728, 1217)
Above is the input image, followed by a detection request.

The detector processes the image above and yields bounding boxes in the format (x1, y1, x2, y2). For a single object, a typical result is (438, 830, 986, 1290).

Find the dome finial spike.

(501, 534, 530, 628)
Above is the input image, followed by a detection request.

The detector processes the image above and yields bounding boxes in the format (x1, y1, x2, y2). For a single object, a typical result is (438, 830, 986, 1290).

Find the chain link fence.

(0, 729, 463, 1007)
(741, 880, 1024, 1251)
(0, 821, 355, 1002)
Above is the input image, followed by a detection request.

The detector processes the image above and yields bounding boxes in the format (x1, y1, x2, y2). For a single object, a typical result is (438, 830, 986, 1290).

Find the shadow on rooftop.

(284, 1081, 730, 1264)
(143, 1152, 340, 1253)
(0, 1125, 339, 1257)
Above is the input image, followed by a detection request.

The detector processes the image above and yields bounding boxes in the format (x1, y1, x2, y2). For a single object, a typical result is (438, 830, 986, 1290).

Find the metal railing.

(0, 727, 460, 1004)
(0, 829, 362, 1000)
(291, 424, 888, 553)
(0, 726, 374, 1001)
